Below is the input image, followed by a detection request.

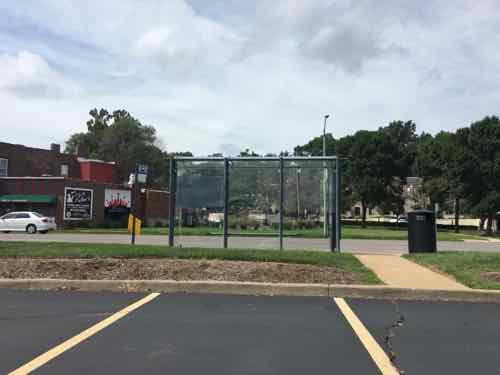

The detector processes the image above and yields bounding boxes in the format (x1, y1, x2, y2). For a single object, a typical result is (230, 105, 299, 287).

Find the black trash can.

(408, 210, 437, 253)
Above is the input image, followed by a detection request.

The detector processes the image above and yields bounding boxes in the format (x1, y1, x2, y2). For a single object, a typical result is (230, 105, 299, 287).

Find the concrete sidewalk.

(355, 254, 469, 290)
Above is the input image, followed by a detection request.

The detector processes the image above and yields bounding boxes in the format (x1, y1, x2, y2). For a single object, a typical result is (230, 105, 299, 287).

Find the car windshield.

(31, 212, 43, 218)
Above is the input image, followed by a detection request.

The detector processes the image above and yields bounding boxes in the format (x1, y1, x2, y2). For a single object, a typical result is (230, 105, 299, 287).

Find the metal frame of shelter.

(168, 156, 341, 252)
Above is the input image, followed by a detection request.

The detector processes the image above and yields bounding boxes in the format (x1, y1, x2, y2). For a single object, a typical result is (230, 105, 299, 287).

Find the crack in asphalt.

(384, 300, 406, 374)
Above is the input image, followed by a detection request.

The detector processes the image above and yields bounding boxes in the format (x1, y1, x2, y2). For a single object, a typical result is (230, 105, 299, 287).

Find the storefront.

(0, 194, 57, 218)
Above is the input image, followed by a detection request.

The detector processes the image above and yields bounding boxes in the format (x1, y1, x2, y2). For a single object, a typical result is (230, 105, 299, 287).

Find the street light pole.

(323, 114, 330, 237)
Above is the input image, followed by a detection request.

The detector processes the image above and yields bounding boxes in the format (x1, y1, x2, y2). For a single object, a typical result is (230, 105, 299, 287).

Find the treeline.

(66, 110, 499, 235)
(294, 117, 500, 235)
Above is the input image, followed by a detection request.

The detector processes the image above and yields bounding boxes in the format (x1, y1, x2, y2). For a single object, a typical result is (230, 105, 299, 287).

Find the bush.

(247, 218, 260, 230)
(303, 220, 315, 229)
(296, 219, 306, 229)
(228, 217, 238, 229)
(284, 220, 296, 230)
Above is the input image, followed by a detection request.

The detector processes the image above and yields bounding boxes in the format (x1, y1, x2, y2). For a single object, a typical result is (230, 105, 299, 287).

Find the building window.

(60, 164, 69, 177)
(0, 158, 8, 177)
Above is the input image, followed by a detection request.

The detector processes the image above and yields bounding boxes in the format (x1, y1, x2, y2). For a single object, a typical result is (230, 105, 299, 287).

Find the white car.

(0, 212, 56, 234)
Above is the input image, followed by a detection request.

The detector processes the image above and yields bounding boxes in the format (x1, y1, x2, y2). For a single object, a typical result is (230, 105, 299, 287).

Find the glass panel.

(283, 159, 335, 247)
(175, 160, 225, 237)
(228, 160, 280, 245)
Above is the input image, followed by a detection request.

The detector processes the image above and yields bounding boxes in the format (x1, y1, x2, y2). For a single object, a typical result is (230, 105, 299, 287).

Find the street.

(2, 290, 499, 374)
(0, 232, 499, 254)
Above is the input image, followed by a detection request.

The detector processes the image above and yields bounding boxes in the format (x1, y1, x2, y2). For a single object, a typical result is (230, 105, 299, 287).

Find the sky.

(1, 0, 499, 156)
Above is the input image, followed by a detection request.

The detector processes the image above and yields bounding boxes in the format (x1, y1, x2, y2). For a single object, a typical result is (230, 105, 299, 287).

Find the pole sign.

(137, 164, 148, 184)
(63, 187, 93, 220)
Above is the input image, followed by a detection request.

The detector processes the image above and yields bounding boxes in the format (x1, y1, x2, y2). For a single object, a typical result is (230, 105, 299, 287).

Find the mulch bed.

(0, 258, 359, 284)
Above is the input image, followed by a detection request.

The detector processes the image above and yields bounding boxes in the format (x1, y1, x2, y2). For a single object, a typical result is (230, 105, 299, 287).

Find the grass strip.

(405, 252, 500, 290)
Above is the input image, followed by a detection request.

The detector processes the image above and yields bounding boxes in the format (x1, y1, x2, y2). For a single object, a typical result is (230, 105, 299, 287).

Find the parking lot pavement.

(0, 290, 144, 375)
(35, 294, 380, 375)
(4, 290, 500, 374)
(348, 299, 500, 374)
(1, 232, 500, 253)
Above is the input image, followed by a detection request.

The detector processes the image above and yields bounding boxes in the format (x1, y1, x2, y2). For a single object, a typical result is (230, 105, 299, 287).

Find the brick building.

(0, 141, 171, 228)
(0, 142, 129, 227)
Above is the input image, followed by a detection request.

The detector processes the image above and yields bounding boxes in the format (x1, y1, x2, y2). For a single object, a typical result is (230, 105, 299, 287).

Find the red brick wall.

(142, 190, 170, 225)
(0, 142, 80, 178)
(79, 161, 115, 184)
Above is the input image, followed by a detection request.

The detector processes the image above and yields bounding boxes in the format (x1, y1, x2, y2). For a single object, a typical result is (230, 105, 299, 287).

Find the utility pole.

(129, 167, 138, 245)
(323, 114, 330, 237)
(296, 167, 301, 219)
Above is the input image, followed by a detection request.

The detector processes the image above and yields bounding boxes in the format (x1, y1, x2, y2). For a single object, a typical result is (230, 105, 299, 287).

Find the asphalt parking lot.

(2, 290, 500, 374)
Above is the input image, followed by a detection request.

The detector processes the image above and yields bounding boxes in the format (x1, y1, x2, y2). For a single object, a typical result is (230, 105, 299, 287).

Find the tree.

(455, 116, 500, 235)
(345, 121, 417, 226)
(65, 108, 111, 157)
(294, 133, 335, 156)
(414, 131, 466, 232)
(347, 130, 387, 225)
(65, 108, 177, 188)
(377, 121, 418, 217)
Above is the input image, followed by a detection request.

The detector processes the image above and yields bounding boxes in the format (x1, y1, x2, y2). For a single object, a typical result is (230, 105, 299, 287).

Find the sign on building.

(64, 187, 93, 220)
(104, 189, 131, 215)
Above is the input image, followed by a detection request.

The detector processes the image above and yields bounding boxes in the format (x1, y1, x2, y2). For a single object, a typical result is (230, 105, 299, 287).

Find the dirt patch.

(480, 272, 500, 283)
(0, 258, 360, 284)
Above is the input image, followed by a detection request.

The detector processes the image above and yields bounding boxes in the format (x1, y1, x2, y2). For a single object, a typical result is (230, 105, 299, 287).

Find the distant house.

(347, 177, 424, 219)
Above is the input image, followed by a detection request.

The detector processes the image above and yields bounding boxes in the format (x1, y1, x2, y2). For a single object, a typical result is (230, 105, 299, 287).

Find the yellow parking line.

(8, 292, 160, 375)
(334, 297, 399, 375)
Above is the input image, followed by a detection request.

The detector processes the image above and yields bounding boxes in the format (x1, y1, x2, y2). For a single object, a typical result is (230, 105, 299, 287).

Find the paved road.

(2, 290, 499, 374)
(1, 232, 499, 254)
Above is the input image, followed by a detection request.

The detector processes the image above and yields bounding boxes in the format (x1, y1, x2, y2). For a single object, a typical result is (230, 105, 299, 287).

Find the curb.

(1, 279, 500, 302)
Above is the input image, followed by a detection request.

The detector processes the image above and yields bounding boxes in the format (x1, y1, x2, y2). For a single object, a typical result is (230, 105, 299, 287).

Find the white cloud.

(0, 0, 499, 156)
(0, 51, 78, 98)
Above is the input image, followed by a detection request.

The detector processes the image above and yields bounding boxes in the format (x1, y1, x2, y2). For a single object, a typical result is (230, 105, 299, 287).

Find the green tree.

(65, 108, 177, 188)
(414, 131, 466, 231)
(347, 130, 387, 225)
(346, 121, 417, 226)
(294, 134, 335, 156)
(65, 108, 111, 157)
(455, 116, 500, 235)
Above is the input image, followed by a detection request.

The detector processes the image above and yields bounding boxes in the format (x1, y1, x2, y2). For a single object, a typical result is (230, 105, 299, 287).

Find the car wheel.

(26, 224, 37, 234)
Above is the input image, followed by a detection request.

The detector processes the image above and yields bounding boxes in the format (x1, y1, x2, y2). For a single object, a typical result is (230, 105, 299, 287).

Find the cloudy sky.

(1, 0, 499, 155)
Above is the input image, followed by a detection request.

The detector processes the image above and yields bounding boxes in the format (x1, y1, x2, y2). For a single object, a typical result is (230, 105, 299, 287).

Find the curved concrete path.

(355, 254, 469, 290)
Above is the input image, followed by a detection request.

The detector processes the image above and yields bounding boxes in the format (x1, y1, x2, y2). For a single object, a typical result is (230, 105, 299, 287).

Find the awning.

(0, 195, 57, 204)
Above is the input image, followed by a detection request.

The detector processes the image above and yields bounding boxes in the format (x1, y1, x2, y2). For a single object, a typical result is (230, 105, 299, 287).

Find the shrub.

(247, 218, 260, 230)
